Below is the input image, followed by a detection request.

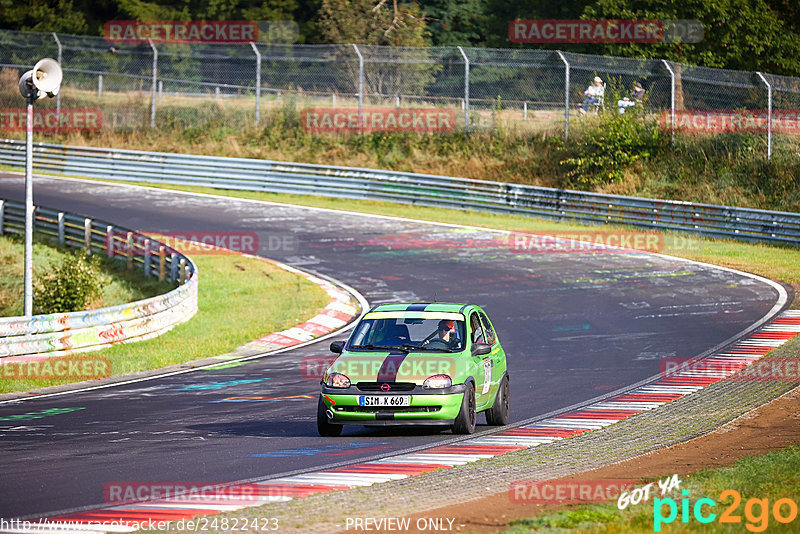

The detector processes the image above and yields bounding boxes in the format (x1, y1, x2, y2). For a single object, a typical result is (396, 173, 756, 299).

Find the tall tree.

(583, 0, 800, 76)
(0, 0, 89, 34)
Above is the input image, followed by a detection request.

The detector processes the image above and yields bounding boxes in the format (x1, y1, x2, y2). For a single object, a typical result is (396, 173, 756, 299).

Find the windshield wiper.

(351, 343, 377, 350)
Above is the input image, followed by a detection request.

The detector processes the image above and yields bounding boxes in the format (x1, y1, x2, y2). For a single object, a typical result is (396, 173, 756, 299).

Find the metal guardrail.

(0, 139, 798, 247)
(0, 196, 198, 359)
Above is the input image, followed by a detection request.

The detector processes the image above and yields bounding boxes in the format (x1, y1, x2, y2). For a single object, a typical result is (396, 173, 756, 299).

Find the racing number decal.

(482, 358, 491, 394)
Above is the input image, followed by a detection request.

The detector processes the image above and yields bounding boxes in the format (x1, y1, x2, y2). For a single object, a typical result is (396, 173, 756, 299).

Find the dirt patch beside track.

(394, 385, 800, 533)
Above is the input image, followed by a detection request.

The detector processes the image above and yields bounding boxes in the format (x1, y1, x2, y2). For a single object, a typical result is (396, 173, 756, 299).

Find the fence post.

(250, 42, 261, 125)
(106, 224, 114, 257)
(148, 38, 158, 129)
(52, 33, 62, 125)
(98, 74, 103, 98)
(0, 200, 4, 236)
(170, 252, 179, 281)
(661, 59, 676, 145)
(557, 51, 569, 140)
(457, 46, 470, 130)
(126, 231, 134, 269)
(352, 44, 364, 131)
(158, 80, 163, 103)
(84, 217, 93, 256)
(524, 101, 528, 121)
(57, 212, 65, 245)
(159, 245, 166, 281)
(143, 238, 151, 277)
(756, 72, 772, 160)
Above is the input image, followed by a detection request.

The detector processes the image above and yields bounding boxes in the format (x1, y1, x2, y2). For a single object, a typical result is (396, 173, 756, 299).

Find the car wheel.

(485, 375, 510, 426)
(452, 382, 476, 434)
(317, 395, 342, 437)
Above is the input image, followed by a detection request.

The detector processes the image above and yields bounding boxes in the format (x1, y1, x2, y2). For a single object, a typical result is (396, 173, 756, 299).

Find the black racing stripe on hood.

(376, 351, 409, 382)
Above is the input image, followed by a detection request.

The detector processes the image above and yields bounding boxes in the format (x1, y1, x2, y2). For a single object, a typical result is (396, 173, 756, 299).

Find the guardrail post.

(662, 59, 676, 146)
(143, 238, 151, 277)
(0, 200, 4, 236)
(756, 72, 772, 160)
(159, 245, 166, 281)
(84, 217, 93, 256)
(105, 224, 114, 257)
(126, 231, 134, 269)
(557, 51, 570, 140)
(179, 258, 186, 284)
(250, 42, 261, 125)
(352, 44, 364, 131)
(457, 46, 470, 130)
(148, 38, 158, 129)
(57, 212, 65, 245)
(170, 252, 178, 281)
(52, 32, 62, 127)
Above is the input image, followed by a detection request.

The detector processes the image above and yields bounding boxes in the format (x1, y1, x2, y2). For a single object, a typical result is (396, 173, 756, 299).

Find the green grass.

(0, 249, 330, 393)
(498, 445, 800, 533)
(6, 106, 798, 213)
(0, 233, 172, 317)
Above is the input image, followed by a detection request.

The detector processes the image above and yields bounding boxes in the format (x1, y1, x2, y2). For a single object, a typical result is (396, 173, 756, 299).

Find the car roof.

(370, 302, 474, 314)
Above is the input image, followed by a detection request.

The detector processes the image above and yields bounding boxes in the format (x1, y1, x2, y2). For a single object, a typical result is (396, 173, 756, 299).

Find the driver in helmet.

(423, 319, 458, 349)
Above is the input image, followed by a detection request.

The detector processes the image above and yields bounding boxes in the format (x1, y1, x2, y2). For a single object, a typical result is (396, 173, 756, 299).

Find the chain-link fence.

(1, 28, 799, 158)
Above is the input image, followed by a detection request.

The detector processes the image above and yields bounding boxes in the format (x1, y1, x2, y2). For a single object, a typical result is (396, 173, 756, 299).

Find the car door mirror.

(330, 341, 345, 354)
(471, 342, 491, 356)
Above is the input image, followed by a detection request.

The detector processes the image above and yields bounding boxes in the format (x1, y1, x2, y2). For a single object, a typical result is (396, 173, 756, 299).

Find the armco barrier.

(0, 139, 798, 246)
(0, 197, 198, 361)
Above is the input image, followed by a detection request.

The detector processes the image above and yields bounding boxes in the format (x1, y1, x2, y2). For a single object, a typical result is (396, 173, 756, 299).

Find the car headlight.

(325, 372, 351, 388)
(423, 374, 452, 389)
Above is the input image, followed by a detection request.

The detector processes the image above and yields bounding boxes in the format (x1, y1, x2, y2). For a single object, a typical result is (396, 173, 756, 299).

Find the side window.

(470, 313, 485, 343)
(479, 312, 496, 345)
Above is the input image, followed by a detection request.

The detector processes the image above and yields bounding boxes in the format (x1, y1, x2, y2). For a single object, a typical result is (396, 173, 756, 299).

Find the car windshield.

(349, 313, 466, 352)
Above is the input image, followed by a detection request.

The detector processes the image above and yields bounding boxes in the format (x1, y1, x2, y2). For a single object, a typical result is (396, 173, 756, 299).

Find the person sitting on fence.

(617, 82, 645, 114)
(580, 76, 605, 114)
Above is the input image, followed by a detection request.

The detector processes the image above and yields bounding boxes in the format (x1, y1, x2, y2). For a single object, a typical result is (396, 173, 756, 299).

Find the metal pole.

(52, 33, 62, 125)
(557, 51, 569, 140)
(250, 42, 261, 125)
(457, 46, 470, 130)
(352, 44, 363, 131)
(661, 59, 676, 145)
(148, 38, 158, 129)
(756, 72, 772, 160)
(24, 95, 34, 318)
(98, 74, 103, 98)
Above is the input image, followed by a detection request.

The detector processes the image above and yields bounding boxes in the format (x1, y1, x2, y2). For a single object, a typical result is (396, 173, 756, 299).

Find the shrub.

(33, 253, 105, 314)
(560, 82, 665, 187)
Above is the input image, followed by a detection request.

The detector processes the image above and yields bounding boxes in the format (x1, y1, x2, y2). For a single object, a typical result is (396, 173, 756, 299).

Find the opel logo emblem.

(380, 383, 391, 391)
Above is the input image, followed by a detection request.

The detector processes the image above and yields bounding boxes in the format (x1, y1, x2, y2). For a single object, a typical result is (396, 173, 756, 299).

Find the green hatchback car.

(317, 303, 509, 436)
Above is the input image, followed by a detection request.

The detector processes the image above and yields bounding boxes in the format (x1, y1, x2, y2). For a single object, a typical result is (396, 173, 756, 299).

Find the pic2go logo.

(654, 489, 799, 532)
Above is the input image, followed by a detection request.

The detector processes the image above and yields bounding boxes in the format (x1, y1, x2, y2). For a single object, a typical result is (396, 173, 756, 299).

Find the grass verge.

(0, 250, 329, 393)
(500, 445, 800, 533)
(0, 233, 172, 317)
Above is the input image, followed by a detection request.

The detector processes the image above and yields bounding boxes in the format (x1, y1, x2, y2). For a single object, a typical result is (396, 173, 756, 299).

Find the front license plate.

(359, 395, 410, 407)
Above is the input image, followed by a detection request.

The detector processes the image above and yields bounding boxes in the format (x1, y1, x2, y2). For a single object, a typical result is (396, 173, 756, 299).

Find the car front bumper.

(320, 383, 466, 426)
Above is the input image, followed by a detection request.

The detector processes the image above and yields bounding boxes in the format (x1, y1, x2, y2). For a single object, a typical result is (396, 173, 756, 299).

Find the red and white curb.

(23, 310, 799, 533)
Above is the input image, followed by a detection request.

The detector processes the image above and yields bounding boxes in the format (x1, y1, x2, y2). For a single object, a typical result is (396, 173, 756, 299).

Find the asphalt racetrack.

(0, 174, 786, 519)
